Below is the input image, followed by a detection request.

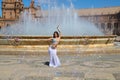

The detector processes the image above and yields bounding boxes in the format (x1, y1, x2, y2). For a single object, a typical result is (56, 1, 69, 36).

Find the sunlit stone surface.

(0, 54, 120, 80)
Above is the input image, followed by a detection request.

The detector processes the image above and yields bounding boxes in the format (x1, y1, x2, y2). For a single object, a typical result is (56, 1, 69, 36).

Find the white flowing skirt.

(48, 46, 61, 67)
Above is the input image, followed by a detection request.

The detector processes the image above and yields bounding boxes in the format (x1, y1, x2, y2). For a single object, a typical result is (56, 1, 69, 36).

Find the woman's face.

(54, 32, 58, 38)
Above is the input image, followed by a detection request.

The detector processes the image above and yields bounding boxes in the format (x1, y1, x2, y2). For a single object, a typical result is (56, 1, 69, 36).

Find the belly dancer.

(48, 25, 61, 68)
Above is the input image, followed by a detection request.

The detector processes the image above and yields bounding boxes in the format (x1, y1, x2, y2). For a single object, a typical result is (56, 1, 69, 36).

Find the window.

(114, 23, 118, 29)
(6, 24, 10, 27)
(21, 6, 23, 9)
(3, 5, 6, 8)
(17, 5, 19, 8)
(107, 23, 112, 29)
(108, 16, 112, 20)
(10, 12, 12, 15)
(113, 23, 119, 35)
(4, 12, 6, 14)
(113, 15, 117, 19)
(94, 16, 98, 21)
(119, 23, 120, 30)
(101, 23, 105, 30)
(117, 13, 120, 19)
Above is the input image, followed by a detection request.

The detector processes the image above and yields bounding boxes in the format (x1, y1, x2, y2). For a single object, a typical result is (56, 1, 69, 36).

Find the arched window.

(101, 23, 105, 30)
(3, 4, 6, 8)
(95, 23, 98, 27)
(113, 23, 119, 35)
(21, 6, 23, 9)
(100, 23, 106, 34)
(16, 3, 19, 8)
(114, 23, 118, 29)
(4, 12, 6, 14)
(107, 23, 112, 30)
(6, 24, 10, 27)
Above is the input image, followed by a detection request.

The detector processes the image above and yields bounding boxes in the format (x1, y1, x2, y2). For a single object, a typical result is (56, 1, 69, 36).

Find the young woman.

(48, 26, 61, 68)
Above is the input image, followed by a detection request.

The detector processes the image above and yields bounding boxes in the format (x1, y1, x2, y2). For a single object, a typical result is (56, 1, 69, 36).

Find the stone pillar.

(118, 22, 120, 35)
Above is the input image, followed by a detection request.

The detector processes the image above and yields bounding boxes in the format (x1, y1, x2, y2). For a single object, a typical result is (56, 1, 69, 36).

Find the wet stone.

(23, 76, 53, 80)
(54, 72, 84, 78)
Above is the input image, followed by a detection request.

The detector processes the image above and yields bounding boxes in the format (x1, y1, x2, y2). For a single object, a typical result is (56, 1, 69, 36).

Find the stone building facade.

(0, 0, 39, 28)
(77, 7, 120, 35)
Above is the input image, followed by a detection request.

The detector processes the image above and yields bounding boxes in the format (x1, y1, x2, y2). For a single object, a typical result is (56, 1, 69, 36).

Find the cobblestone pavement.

(0, 53, 120, 80)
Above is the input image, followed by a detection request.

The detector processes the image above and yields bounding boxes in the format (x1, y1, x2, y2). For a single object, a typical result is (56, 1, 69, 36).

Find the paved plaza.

(0, 53, 120, 80)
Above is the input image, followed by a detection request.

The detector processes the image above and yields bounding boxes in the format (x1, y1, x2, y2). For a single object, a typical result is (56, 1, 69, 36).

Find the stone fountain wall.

(0, 35, 118, 55)
(0, 35, 116, 45)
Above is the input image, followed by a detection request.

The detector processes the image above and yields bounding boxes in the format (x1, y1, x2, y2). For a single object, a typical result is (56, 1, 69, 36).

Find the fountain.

(0, 0, 119, 55)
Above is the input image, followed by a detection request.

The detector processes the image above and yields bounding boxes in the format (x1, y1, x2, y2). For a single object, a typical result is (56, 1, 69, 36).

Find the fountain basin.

(0, 35, 119, 55)
(0, 35, 116, 45)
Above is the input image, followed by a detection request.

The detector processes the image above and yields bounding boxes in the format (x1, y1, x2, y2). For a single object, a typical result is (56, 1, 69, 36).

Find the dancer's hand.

(57, 25, 59, 29)
(57, 25, 60, 33)
(57, 25, 61, 39)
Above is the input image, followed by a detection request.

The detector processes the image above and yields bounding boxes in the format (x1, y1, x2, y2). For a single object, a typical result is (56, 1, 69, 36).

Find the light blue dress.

(48, 38, 61, 67)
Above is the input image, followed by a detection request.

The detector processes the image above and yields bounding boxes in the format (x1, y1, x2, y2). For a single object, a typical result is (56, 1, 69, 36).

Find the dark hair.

(53, 31, 59, 38)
